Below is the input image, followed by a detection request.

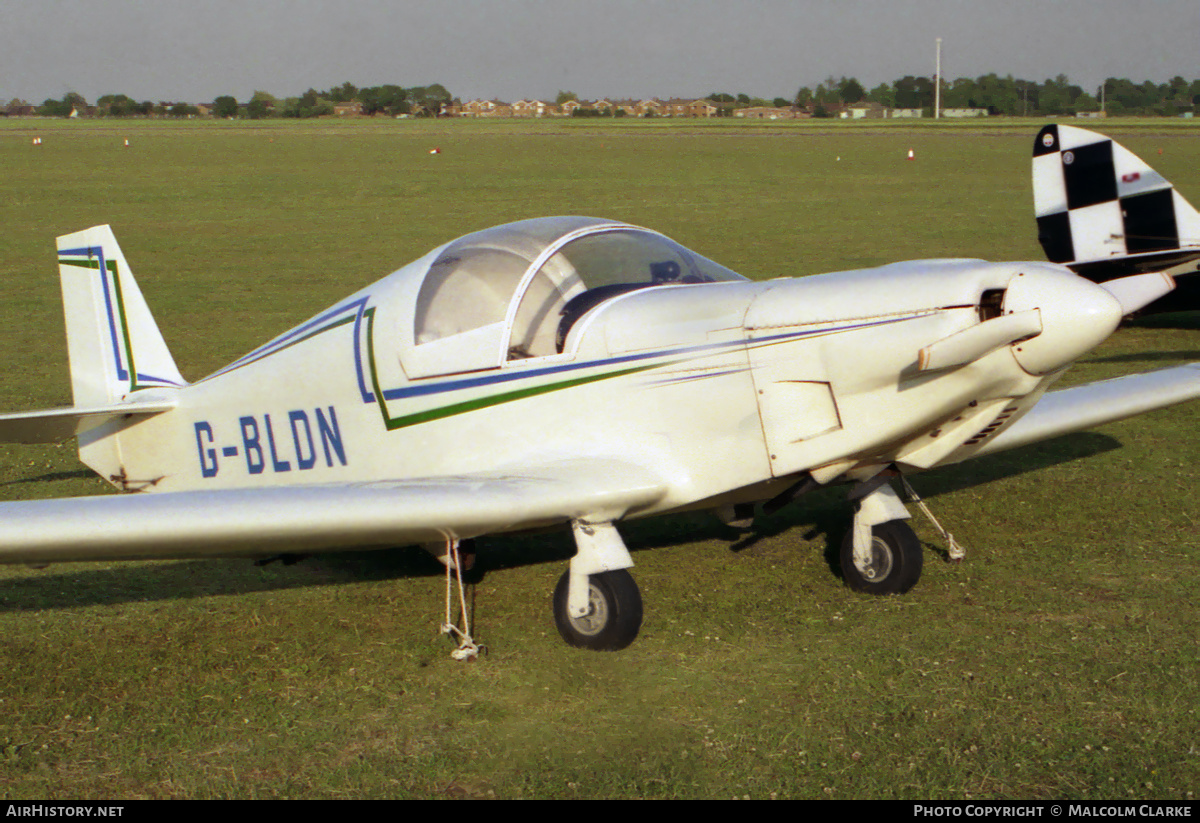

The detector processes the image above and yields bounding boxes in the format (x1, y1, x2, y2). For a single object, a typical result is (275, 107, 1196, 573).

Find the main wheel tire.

(840, 519, 923, 595)
(553, 569, 643, 651)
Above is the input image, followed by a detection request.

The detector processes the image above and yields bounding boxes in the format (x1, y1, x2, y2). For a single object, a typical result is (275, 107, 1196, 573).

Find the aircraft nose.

(1002, 265, 1123, 376)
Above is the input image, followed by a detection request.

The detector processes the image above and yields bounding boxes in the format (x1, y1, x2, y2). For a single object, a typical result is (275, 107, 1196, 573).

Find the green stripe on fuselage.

(363, 306, 664, 431)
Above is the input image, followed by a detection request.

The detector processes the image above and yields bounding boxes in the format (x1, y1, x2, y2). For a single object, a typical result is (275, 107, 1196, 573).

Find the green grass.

(0, 117, 1197, 799)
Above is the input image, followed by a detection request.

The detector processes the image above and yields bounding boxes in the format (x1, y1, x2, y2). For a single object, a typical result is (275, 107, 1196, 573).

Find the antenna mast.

(934, 38, 942, 119)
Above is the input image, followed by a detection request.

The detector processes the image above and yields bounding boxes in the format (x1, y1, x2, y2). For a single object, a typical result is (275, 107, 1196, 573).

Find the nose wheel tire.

(841, 519, 923, 595)
(553, 569, 643, 651)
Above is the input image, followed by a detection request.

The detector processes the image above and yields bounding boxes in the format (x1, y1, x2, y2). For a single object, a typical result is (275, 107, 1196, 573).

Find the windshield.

(509, 229, 745, 358)
(413, 218, 603, 346)
(552, 229, 744, 290)
(407, 218, 747, 373)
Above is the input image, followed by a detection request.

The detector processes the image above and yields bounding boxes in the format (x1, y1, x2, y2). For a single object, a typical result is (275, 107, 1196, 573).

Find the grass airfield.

(0, 117, 1197, 799)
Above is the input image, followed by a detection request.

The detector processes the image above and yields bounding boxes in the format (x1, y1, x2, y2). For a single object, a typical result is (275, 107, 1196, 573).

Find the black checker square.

(1033, 124, 1059, 157)
(1036, 211, 1075, 263)
(1121, 188, 1179, 253)
(1062, 140, 1118, 209)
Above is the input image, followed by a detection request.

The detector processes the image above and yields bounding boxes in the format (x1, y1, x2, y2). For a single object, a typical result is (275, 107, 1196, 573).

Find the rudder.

(1032, 124, 1200, 268)
(57, 226, 185, 406)
(57, 226, 185, 486)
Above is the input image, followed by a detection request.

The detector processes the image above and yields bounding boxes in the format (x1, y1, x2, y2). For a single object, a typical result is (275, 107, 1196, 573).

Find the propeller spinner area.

(919, 265, 1174, 377)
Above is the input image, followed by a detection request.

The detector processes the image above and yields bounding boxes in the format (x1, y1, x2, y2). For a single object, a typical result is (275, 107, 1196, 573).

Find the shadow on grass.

(1126, 311, 1200, 330)
(0, 547, 438, 613)
(0, 469, 96, 487)
(727, 430, 1123, 578)
(903, 430, 1121, 498)
(0, 432, 1122, 613)
(1083, 350, 1200, 364)
(0, 531, 588, 615)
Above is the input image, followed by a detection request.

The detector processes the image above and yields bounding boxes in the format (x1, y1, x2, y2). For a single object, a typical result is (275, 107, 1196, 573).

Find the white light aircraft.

(2, 132, 1199, 654)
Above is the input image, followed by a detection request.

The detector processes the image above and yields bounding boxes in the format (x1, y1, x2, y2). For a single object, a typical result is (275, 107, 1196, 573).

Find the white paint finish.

(0, 205, 1195, 569)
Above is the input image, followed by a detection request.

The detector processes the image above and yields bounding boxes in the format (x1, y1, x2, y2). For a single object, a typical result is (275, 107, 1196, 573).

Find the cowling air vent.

(964, 403, 1021, 446)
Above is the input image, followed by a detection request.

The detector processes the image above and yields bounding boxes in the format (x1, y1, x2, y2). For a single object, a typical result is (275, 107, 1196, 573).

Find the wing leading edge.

(0, 459, 667, 565)
(964, 362, 1200, 460)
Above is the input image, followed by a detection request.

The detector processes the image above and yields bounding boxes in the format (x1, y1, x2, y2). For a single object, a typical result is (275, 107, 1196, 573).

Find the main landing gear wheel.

(841, 519, 923, 595)
(553, 569, 643, 651)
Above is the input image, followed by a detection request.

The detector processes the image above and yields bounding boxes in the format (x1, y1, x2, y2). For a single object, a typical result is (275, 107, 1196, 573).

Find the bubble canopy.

(409, 217, 747, 373)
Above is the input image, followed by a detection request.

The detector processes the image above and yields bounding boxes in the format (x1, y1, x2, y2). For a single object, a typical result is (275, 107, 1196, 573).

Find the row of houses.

(447, 98, 726, 118)
(416, 97, 924, 119)
(432, 98, 991, 120)
(5, 96, 990, 121)
(840, 101, 989, 119)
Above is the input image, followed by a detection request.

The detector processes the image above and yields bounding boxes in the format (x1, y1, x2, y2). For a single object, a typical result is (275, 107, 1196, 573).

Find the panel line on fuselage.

(364, 309, 927, 431)
(186, 283, 937, 437)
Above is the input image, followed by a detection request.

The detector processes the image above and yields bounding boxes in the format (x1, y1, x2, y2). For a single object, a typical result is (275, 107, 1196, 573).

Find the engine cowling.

(1002, 265, 1123, 376)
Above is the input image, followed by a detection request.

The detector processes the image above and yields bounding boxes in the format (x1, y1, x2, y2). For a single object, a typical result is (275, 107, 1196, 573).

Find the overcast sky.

(3, 0, 1198, 104)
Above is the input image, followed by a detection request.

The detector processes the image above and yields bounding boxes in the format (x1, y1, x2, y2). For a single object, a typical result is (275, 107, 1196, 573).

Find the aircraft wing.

(965, 363, 1200, 460)
(0, 399, 178, 444)
(0, 459, 666, 565)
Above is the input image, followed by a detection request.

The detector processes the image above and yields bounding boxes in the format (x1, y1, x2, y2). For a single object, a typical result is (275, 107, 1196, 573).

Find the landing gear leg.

(842, 482, 923, 595)
(552, 520, 642, 651)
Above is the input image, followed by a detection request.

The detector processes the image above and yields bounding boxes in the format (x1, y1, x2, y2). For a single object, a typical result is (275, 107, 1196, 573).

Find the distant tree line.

(9, 73, 1200, 119)
(7, 81, 454, 119)
(235, 83, 452, 118)
(8, 92, 202, 118)
(793, 74, 1200, 117)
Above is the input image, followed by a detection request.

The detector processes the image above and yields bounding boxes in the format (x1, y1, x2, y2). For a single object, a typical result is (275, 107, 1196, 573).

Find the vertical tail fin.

(57, 227, 184, 487)
(1032, 124, 1200, 271)
(56, 226, 185, 406)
